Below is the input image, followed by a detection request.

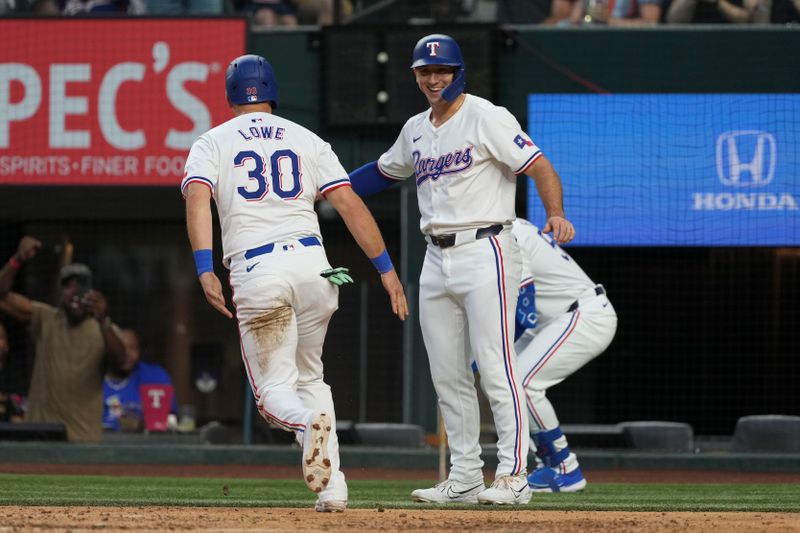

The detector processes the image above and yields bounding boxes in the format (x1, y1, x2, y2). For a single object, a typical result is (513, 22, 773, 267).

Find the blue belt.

(244, 236, 321, 260)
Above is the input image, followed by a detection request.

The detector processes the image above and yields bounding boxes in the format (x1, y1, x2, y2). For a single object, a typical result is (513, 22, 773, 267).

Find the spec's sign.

(0, 19, 245, 185)
(526, 94, 800, 246)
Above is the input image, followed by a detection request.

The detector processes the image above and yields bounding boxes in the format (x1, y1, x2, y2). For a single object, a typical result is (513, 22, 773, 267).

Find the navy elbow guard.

(349, 161, 396, 197)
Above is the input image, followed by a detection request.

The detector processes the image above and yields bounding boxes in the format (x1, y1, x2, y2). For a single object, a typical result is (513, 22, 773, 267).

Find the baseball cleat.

(315, 499, 347, 512)
(411, 479, 485, 504)
(476, 473, 532, 505)
(527, 466, 587, 493)
(302, 412, 332, 494)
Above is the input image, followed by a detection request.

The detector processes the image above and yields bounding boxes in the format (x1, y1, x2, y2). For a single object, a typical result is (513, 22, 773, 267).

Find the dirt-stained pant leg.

(234, 273, 311, 433)
(231, 247, 337, 435)
(294, 272, 347, 501)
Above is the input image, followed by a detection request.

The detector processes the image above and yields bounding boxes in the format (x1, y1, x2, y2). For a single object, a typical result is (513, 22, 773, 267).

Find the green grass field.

(1, 474, 798, 512)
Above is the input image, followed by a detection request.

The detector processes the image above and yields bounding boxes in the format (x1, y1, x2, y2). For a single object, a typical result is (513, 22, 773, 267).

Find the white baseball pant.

(419, 229, 528, 482)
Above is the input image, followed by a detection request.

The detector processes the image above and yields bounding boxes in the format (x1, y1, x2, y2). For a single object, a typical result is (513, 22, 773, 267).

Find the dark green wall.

(249, 27, 800, 433)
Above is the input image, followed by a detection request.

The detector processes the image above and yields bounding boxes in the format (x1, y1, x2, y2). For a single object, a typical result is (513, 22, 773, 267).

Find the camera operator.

(0, 236, 125, 442)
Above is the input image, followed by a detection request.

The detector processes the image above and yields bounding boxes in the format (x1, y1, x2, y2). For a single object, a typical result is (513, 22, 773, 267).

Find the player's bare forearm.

(185, 184, 232, 319)
(525, 156, 575, 244)
(326, 186, 409, 319)
(326, 186, 389, 259)
(185, 184, 214, 251)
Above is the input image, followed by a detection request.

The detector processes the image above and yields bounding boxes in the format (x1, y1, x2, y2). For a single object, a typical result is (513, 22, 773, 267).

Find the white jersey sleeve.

(481, 108, 543, 176)
(377, 119, 417, 180)
(312, 139, 352, 195)
(181, 134, 220, 197)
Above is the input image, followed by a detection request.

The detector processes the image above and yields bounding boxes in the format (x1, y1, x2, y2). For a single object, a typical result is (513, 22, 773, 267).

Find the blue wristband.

(194, 249, 213, 276)
(370, 250, 394, 274)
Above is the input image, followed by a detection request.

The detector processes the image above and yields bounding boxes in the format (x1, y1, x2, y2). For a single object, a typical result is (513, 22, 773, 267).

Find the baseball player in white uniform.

(349, 34, 575, 505)
(182, 54, 408, 513)
(512, 217, 617, 492)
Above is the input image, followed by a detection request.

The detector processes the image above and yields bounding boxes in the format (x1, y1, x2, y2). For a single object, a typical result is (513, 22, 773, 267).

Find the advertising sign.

(526, 94, 799, 246)
(0, 19, 245, 185)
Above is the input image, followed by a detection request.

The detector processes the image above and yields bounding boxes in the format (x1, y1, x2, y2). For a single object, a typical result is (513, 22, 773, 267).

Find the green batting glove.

(320, 267, 354, 286)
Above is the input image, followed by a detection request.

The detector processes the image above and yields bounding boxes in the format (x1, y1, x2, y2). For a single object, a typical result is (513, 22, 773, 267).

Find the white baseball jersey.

(512, 218, 597, 326)
(378, 94, 543, 235)
(181, 111, 351, 267)
(182, 110, 350, 505)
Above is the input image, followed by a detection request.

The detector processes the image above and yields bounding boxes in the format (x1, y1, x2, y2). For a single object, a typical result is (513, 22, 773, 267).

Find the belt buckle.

(431, 233, 455, 248)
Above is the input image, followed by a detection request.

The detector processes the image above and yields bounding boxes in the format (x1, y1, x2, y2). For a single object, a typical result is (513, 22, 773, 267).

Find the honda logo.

(716, 130, 776, 187)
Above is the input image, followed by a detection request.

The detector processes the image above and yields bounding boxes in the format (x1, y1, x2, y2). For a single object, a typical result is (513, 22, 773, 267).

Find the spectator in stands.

(34, 0, 61, 13)
(294, 0, 352, 24)
(144, 0, 222, 14)
(242, 0, 299, 26)
(665, 0, 767, 22)
(762, 0, 800, 21)
(103, 328, 178, 433)
(0, 321, 25, 423)
(61, 0, 146, 14)
(0, 236, 125, 442)
(610, 0, 664, 24)
(541, 0, 586, 25)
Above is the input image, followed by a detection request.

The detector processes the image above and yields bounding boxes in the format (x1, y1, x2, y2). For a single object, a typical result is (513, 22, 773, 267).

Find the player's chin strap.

(348, 161, 397, 197)
(441, 66, 466, 103)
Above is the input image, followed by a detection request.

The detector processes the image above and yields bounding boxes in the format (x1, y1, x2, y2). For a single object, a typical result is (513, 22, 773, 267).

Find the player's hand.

(16, 236, 42, 262)
(82, 289, 108, 320)
(542, 216, 575, 244)
(320, 267, 354, 286)
(380, 270, 408, 321)
(198, 272, 233, 319)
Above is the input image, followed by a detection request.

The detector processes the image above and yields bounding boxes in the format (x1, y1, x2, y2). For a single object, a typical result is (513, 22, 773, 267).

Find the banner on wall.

(526, 94, 799, 246)
(0, 19, 245, 186)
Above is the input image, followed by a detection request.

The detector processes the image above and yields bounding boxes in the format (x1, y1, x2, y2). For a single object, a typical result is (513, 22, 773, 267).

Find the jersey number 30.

(234, 149, 303, 201)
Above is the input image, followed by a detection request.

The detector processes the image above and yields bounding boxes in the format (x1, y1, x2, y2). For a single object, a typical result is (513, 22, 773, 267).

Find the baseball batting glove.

(320, 267, 354, 286)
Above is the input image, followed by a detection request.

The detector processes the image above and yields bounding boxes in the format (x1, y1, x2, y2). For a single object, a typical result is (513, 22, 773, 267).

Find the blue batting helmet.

(225, 54, 279, 108)
(410, 34, 465, 102)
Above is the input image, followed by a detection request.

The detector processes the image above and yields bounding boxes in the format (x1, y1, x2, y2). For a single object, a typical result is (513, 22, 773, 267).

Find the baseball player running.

(182, 54, 408, 513)
(512, 218, 617, 492)
(348, 34, 574, 505)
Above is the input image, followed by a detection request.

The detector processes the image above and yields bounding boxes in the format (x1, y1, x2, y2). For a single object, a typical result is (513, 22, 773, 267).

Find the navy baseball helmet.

(225, 54, 279, 108)
(410, 34, 465, 102)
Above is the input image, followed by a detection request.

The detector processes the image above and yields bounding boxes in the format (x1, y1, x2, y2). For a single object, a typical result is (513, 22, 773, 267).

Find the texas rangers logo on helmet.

(426, 42, 441, 56)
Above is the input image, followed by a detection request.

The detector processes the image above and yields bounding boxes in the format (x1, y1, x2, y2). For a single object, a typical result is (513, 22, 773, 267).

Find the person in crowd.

(665, 0, 767, 22)
(610, 0, 664, 24)
(241, 0, 298, 26)
(60, 0, 145, 14)
(103, 328, 178, 433)
(0, 321, 25, 423)
(143, 0, 222, 14)
(0, 236, 125, 442)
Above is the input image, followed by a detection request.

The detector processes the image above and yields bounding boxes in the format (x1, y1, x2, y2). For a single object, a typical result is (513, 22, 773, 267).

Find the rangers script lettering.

(413, 146, 473, 185)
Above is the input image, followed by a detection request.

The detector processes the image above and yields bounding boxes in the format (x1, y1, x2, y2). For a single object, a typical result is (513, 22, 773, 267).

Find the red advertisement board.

(0, 19, 245, 185)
